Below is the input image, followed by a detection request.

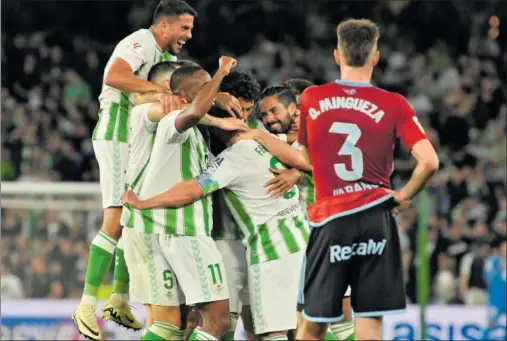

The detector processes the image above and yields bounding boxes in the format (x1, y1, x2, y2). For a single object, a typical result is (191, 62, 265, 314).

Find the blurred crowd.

(1, 1, 506, 304)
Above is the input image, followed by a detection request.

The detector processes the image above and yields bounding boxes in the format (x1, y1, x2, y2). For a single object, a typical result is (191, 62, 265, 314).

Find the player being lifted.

(122, 95, 312, 340)
(74, 2, 197, 339)
(123, 57, 239, 341)
(295, 19, 439, 340)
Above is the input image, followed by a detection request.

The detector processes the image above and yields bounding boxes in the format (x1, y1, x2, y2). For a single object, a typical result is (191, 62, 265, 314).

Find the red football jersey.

(298, 80, 427, 226)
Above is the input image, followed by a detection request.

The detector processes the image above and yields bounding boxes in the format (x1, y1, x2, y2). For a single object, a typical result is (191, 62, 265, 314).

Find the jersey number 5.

(329, 122, 363, 181)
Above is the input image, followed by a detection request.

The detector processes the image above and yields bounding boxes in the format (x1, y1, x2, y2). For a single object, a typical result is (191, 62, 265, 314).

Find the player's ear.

(372, 50, 380, 67)
(334, 49, 341, 66)
(288, 102, 297, 117)
(164, 80, 172, 93)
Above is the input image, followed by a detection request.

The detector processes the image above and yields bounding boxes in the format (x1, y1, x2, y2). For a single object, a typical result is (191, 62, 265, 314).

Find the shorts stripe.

(302, 310, 344, 323)
(354, 308, 406, 317)
(189, 238, 212, 302)
(144, 235, 158, 303)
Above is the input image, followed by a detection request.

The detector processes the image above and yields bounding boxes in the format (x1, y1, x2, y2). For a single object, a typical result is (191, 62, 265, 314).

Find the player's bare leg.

(140, 305, 181, 340)
(189, 300, 230, 340)
(145, 304, 153, 328)
(328, 298, 354, 340)
(295, 320, 328, 341)
(184, 306, 201, 340)
(260, 330, 289, 340)
(240, 306, 258, 340)
(354, 316, 382, 340)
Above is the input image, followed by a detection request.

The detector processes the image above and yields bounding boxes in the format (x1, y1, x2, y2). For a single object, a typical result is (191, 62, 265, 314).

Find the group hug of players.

(72, 1, 440, 341)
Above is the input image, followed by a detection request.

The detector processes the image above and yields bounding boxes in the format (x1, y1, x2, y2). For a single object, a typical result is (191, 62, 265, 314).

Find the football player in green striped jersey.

(124, 57, 240, 341)
(121, 105, 313, 340)
(121, 62, 247, 337)
(208, 71, 261, 341)
(74, 2, 197, 339)
(257, 83, 355, 341)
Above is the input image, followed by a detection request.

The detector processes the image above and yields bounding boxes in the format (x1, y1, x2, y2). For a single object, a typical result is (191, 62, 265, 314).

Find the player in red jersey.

(292, 19, 439, 340)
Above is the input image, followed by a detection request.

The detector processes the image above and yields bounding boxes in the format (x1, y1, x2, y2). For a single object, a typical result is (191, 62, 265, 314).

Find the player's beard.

(266, 114, 292, 134)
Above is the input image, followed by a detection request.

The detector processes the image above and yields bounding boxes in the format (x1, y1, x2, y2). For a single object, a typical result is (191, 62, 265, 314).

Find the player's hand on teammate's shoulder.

(151, 82, 171, 95)
(264, 168, 303, 198)
(121, 190, 142, 210)
(160, 93, 188, 113)
(218, 56, 237, 75)
(215, 92, 242, 117)
(216, 117, 248, 132)
(230, 128, 261, 144)
(385, 189, 411, 216)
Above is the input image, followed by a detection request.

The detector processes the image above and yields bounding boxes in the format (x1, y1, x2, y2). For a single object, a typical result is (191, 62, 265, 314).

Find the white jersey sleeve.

(112, 30, 154, 73)
(131, 103, 158, 132)
(127, 103, 158, 185)
(195, 151, 240, 196)
(158, 109, 191, 144)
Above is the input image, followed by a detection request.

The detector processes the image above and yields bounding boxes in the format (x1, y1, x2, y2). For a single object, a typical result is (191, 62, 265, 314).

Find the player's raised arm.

(174, 56, 237, 133)
(393, 96, 439, 202)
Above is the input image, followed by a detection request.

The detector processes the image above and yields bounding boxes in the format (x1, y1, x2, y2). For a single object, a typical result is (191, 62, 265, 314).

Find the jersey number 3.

(329, 122, 364, 181)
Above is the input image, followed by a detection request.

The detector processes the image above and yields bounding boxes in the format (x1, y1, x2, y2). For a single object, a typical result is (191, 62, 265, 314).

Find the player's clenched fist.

(121, 190, 142, 210)
(218, 56, 237, 75)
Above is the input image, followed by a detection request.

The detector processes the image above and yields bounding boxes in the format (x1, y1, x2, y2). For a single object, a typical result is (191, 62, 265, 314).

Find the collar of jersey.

(335, 79, 373, 87)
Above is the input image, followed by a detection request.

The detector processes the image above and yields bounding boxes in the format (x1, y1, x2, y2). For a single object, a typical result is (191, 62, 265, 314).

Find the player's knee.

(296, 320, 327, 340)
(199, 300, 230, 336)
(101, 207, 123, 239)
(355, 316, 382, 340)
(341, 298, 354, 322)
(152, 305, 181, 328)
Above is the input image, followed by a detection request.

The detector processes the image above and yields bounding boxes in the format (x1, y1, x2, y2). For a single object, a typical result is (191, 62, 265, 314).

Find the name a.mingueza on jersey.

(308, 96, 385, 123)
(332, 181, 380, 196)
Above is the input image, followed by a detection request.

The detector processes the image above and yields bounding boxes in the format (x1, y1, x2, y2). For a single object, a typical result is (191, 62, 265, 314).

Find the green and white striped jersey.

(93, 29, 176, 143)
(130, 110, 212, 236)
(121, 102, 158, 228)
(195, 140, 310, 265)
(292, 141, 315, 212)
(246, 116, 269, 132)
(211, 191, 242, 241)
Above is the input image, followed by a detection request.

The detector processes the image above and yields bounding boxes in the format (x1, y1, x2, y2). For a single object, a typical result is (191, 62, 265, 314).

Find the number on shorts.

(207, 263, 223, 284)
(163, 270, 174, 290)
(329, 122, 364, 181)
(269, 157, 297, 199)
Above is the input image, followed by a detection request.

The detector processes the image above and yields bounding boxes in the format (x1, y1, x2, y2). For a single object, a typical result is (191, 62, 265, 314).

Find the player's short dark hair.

(176, 59, 200, 68)
(147, 61, 182, 82)
(220, 71, 261, 103)
(169, 65, 203, 93)
(282, 78, 314, 96)
(153, 0, 197, 24)
(259, 85, 297, 108)
(336, 18, 380, 67)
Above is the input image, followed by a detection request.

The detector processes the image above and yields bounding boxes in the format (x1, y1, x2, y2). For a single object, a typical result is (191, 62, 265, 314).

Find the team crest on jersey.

(213, 283, 224, 295)
(166, 290, 173, 298)
(343, 88, 356, 95)
(132, 42, 142, 49)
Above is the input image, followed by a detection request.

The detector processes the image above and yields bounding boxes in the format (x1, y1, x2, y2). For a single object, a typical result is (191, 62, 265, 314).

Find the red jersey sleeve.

(297, 87, 312, 146)
(395, 95, 427, 151)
